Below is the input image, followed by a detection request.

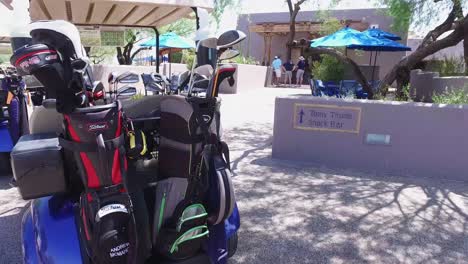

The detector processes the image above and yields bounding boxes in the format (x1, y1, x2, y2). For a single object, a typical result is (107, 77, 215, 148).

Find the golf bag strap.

(219, 141, 231, 171)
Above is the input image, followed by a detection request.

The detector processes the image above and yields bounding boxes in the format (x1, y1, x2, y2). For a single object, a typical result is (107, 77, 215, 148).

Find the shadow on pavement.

(225, 123, 468, 264)
(0, 175, 29, 263)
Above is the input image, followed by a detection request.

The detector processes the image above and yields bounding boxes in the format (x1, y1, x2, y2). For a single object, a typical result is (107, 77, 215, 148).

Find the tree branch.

(420, 1, 460, 47)
(378, 14, 466, 94)
(286, 0, 294, 14)
(309, 47, 374, 98)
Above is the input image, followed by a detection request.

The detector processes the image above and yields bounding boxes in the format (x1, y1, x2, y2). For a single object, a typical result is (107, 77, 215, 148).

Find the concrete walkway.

(1, 87, 467, 263)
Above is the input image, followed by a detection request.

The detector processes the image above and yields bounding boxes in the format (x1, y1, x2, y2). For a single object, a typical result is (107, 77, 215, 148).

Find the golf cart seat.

(29, 105, 63, 134)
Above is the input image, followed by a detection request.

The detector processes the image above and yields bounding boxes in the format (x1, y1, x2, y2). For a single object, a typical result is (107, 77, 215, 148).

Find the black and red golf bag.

(60, 101, 138, 264)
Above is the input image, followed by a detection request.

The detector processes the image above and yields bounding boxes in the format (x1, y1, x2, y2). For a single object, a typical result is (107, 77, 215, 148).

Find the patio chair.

(324, 81, 341, 97)
(340, 80, 359, 98)
(311, 79, 325, 97)
(340, 80, 369, 99)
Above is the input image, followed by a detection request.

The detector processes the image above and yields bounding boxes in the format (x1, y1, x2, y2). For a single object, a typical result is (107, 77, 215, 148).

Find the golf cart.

(11, 1, 242, 263)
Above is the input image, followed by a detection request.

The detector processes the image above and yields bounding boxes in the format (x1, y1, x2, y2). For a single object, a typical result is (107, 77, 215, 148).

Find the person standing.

(282, 59, 295, 87)
(271, 56, 282, 86)
(295, 56, 306, 87)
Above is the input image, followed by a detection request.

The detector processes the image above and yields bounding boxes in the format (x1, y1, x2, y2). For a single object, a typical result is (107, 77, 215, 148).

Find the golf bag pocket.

(80, 189, 138, 264)
(61, 102, 126, 189)
(126, 129, 147, 159)
(157, 204, 209, 260)
(11, 133, 66, 200)
(153, 178, 189, 244)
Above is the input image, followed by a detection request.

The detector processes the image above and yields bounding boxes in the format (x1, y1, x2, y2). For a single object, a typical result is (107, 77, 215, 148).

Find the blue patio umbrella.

(140, 32, 194, 49)
(363, 28, 402, 41)
(361, 28, 405, 67)
(310, 27, 384, 48)
(347, 35, 411, 82)
(311, 27, 411, 82)
(140, 32, 194, 75)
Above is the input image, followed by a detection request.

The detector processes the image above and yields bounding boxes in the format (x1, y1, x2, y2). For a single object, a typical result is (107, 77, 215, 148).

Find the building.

(237, 8, 408, 80)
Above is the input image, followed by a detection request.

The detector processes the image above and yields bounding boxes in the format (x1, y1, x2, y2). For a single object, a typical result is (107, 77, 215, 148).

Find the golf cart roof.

(29, 0, 214, 28)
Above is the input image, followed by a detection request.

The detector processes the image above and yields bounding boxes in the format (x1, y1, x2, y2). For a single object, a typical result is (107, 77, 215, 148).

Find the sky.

(0, 0, 458, 39)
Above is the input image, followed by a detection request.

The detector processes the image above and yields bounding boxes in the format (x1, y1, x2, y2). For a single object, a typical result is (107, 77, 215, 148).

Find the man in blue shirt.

(271, 56, 282, 86)
(295, 56, 306, 86)
(282, 60, 295, 86)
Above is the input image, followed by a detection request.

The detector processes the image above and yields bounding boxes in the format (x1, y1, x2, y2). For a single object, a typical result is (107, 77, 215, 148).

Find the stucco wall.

(273, 95, 468, 181)
(410, 69, 468, 102)
(93, 63, 264, 95)
(219, 63, 268, 94)
(237, 8, 407, 80)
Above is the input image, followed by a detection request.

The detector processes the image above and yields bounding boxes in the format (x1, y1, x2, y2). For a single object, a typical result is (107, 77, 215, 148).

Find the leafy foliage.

(89, 46, 115, 64)
(170, 52, 183, 63)
(381, 0, 466, 33)
(433, 87, 468, 105)
(182, 49, 196, 70)
(230, 52, 258, 65)
(212, 0, 239, 27)
(382, 0, 413, 33)
(312, 55, 345, 82)
(426, 56, 466, 77)
(159, 18, 195, 37)
(317, 13, 342, 35)
(395, 84, 411, 101)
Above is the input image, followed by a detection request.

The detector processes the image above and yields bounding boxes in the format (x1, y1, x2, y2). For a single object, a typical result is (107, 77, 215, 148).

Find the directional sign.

(293, 103, 362, 134)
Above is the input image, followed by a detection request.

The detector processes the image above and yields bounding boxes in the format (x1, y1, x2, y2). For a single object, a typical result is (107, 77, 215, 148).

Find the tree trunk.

(286, 0, 307, 61)
(464, 17, 468, 75)
(287, 16, 297, 60)
(309, 47, 373, 98)
(116, 47, 125, 65)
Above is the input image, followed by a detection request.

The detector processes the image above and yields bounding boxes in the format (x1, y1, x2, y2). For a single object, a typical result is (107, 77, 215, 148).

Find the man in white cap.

(271, 55, 282, 86)
(295, 56, 306, 86)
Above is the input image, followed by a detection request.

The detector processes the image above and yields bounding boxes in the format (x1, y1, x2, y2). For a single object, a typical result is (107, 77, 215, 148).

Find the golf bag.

(153, 96, 235, 260)
(60, 101, 138, 264)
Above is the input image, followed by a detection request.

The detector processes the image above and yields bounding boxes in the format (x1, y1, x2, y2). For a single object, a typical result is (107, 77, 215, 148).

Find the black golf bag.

(11, 20, 138, 264)
(153, 95, 235, 260)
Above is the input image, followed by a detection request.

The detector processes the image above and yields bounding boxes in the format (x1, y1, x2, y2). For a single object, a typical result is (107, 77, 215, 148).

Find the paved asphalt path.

(1, 88, 468, 263)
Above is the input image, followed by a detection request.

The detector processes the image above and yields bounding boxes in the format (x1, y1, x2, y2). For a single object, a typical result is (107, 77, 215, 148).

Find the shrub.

(170, 51, 183, 63)
(182, 49, 195, 69)
(433, 87, 468, 105)
(231, 55, 258, 65)
(312, 55, 344, 82)
(426, 56, 465, 77)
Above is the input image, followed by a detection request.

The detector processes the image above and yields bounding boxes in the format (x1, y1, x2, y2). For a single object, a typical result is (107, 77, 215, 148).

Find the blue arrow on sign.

(299, 109, 305, 124)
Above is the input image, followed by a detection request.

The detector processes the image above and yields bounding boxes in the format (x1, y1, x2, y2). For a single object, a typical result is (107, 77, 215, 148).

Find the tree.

(212, 0, 239, 28)
(89, 47, 115, 64)
(159, 18, 195, 37)
(378, 0, 467, 99)
(116, 29, 150, 65)
(286, 0, 308, 60)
